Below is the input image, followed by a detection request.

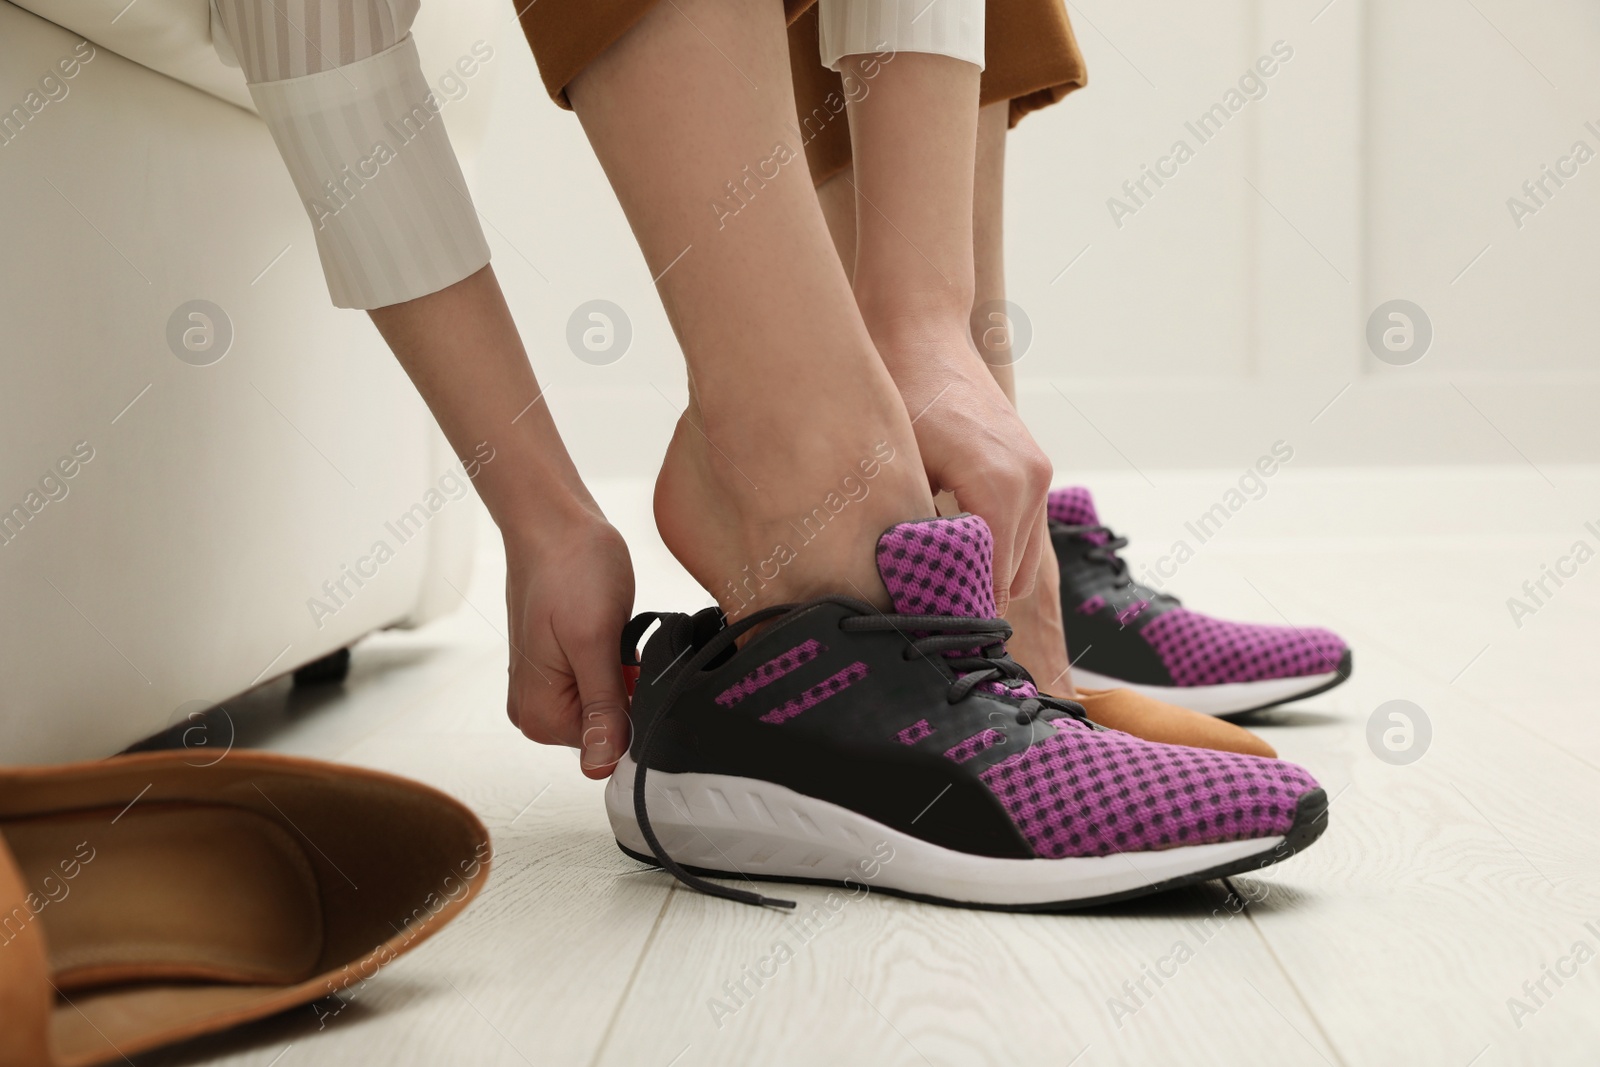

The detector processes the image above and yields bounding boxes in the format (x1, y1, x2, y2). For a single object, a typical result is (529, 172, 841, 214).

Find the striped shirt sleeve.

(818, 0, 986, 72)
(212, 0, 489, 309)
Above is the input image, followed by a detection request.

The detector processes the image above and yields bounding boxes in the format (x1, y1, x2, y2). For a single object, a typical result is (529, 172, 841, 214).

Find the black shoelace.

(1059, 523, 1181, 605)
(1058, 523, 1134, 587)
(630, 598, 1090, 909)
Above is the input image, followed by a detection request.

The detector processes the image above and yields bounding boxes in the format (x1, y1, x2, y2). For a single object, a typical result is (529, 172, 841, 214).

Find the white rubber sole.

(1070, 667, 1345, 717)
(606, 756, 1292, 909)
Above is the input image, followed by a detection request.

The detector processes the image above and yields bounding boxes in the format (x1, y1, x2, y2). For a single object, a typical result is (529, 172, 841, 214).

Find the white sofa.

(0, 0, 502, 764)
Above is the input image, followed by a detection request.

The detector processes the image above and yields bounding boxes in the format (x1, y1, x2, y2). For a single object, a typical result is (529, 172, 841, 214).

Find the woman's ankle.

(654, 415, 933, 618)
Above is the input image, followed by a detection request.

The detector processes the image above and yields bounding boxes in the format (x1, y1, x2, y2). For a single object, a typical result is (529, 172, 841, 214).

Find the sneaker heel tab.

(633, 612, 703, 690)
(620, 612, 663, 668)
(689, 606, 727, 647)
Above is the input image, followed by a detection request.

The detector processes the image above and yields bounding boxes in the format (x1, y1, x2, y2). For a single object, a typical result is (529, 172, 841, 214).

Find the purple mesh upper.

(895, 719, 935, 746)
(1048, 487, 1108, 545)
(1048, 488, 1350, 686)
(980, 725, 1319, 857)
(758, 662, 869, 724)
(1047, 487, 1100, 526)
(944, 729, 1005, 765)
(875, 516, 1037, 699)
(876, 515, 997, 618)
(1140, 608, 1347, 686)
(864, 514, 1323, 860)
(716, 639, 825, 707)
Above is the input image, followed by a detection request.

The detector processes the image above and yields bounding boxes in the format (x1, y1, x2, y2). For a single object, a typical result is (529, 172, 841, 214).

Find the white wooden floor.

(138, 467, 1600, 1067)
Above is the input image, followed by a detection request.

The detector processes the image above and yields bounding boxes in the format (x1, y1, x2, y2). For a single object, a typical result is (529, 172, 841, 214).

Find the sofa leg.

(293, 648, 351, 687)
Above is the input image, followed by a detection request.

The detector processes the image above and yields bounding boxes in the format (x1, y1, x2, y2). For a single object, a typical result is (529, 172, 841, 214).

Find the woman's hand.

(365, 266, 636, 775)
(503, 515, 636, 778)
(884, 336, 1053, 615)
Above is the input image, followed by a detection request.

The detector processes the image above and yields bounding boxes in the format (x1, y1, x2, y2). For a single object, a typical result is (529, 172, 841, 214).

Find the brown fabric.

(517, 0, 1087, 183)
(520, 0, 815, 109)
(981, 0, 1088, 127)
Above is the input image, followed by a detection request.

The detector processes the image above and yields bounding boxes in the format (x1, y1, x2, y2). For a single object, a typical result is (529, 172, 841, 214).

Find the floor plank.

(139, 468, 1599, 1066)
(596, 870, 1340, 1067)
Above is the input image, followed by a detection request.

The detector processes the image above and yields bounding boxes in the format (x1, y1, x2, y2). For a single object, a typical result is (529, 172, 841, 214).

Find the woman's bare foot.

(654, 393, 934, 620)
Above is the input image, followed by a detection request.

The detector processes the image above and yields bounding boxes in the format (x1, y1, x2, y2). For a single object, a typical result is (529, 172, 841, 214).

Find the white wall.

(987, 0, 1597, 472)
(452, 0, 1599, 481)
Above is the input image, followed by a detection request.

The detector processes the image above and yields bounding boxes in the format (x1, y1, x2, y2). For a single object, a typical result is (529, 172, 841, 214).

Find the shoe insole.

(2, 803, 323, 991)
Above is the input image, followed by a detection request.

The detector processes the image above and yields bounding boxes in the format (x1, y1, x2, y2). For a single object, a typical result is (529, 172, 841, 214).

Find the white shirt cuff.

(247, 34, 491, 309)
(818, 0, 986, 72)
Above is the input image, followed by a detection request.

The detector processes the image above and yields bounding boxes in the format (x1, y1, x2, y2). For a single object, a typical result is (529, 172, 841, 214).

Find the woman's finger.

(971, 490, 1020, 615)
(1009, 504, 1048, 606)
(565, 627, 633, 779)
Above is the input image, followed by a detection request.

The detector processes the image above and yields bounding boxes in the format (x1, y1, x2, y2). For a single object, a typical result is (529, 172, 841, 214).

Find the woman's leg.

(567, 0, 936, 618)
(967, 101, 1072, 691)
(841, 52, 1052, 616)
(816, 100, 1071, 687)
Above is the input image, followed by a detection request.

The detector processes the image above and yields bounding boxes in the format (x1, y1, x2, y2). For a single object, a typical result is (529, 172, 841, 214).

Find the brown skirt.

(516, 0, 1087, 186)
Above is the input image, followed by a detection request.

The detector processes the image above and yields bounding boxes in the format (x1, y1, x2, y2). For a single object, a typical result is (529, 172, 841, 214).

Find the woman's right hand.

(880, 335, 1054, 616)
(503, 514, 637, 778)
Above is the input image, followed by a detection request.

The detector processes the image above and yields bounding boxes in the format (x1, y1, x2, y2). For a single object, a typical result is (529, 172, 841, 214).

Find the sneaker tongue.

(875, 515, 1041, 701)
(1047, 487, 1099, 527)
(874, 515, 997, 619)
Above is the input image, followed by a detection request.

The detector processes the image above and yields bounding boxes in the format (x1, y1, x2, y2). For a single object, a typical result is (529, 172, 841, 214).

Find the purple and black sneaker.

(1050, 488, 1352, 717)
(605, 515, 1328, 910)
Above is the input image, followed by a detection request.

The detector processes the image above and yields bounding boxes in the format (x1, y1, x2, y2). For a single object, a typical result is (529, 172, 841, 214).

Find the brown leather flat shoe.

(1072, 687, 1277, 758)
(0, 751, 490, 1067)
